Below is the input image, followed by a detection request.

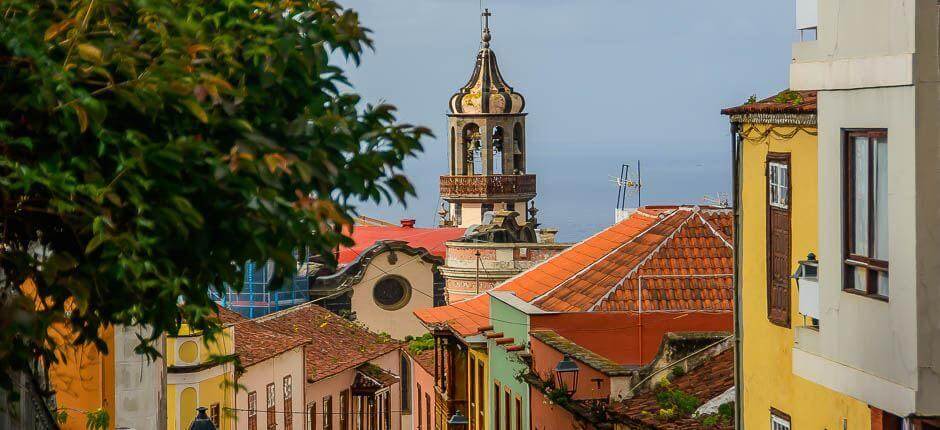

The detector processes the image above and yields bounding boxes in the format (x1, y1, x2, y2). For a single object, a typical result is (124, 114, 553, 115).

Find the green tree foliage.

(0, 0, 430, 397)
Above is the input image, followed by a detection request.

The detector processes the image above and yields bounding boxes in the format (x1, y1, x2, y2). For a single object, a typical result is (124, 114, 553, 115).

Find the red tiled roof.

(415, 207, 673, 336)
(414, 207, 733, 336)
(255, 303, 403, 382)
(533, 207, 733, 312)
(339, 226, 466, 264)
(611, 348, 734, 429)
(215, 306, 246, 325)
(234, 320, 308, 368)
(406, 348, 436, 378)
(721, 90, 817, 115)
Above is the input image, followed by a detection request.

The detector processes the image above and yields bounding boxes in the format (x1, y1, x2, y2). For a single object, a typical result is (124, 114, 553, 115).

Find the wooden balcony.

(439, 174, 536, 201)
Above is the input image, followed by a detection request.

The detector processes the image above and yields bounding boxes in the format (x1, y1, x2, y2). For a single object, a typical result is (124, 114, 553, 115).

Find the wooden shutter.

(284, 376, 293, 430)
(767, 153, 792, 327)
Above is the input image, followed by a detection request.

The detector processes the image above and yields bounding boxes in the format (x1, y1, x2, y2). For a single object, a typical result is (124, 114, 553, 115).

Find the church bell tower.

(439, 9, 536, 228)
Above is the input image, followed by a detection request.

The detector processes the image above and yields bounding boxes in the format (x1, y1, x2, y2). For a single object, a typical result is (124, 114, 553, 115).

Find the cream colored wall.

(804, 86, 920, 416)
(740, 124, 873, 430)
(113, 326, 165, 430)
(233, 347, 305, 430)
(349, 249, 436, 339)
(791, 0, 916, 90)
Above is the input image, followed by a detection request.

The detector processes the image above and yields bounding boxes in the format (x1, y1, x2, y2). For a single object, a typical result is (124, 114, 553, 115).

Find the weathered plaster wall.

(349, 248, 436, 340)
(739, 123, 873, 429)
(113, 326, 165, 430)
(233, 348, 305, 430)
(411, 355, 435, 430)
(300, 349, 403, 430)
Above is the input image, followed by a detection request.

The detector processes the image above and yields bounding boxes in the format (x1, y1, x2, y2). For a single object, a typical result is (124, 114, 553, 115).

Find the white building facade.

(789, 0, 940, 421)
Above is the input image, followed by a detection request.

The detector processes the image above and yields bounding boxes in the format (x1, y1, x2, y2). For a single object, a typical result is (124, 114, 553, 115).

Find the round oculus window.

(373, 276, 411, 310)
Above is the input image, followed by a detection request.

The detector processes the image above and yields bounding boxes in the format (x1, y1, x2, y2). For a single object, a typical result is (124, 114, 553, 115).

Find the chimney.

(400, 219, 416, 228)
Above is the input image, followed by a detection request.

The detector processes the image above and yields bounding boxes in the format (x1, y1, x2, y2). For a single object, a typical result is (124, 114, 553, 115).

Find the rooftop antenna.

(611, 161, 642, 208)
(611, 161, 642, 222)
(703, 192, 730, 208)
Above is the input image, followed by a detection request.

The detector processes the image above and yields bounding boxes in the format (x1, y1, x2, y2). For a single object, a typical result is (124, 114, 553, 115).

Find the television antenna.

(611, 161, 643, 210)
(703, 192, 730, 208)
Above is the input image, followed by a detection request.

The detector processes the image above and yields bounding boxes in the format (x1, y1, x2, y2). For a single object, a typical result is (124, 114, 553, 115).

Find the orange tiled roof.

(405, 348, 436, 378)
(255, 303, 403, 382)
(610, 348, 734, 429)
(339, 225, 466, 264)
(720, 90, 817, 115)
(414, 206, 733, 336)
(234, 320, 308, 368)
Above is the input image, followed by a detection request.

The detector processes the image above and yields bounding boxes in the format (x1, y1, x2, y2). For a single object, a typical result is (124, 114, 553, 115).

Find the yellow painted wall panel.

(740, 123, 873, 429)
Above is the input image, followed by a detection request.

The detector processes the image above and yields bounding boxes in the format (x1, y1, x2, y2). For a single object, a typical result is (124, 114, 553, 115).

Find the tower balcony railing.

(440, 174, 536, 199)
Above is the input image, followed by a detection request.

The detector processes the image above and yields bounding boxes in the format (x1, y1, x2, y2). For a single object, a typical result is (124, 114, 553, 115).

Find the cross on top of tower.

(482, 8, 492, 47)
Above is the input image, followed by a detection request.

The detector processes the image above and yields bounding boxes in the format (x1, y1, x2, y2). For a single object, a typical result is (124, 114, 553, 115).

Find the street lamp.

(553, 355, 580, 396)
(792, 252, 820, 328)
(188, 406, 217, 430)
(447, 410, 469, 429)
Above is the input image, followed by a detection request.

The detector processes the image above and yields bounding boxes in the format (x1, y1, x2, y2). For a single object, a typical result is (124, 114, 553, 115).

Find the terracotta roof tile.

(406, 348, 436, 378)
(233, 320, 308, 368)
(215, 306, 246, 325)
(720, 90, 817, 116)
(610, 348, 734, 429)
(339, 226, 465, 264)
(255, 303, 402, 382)
(414, 208, 668, 336)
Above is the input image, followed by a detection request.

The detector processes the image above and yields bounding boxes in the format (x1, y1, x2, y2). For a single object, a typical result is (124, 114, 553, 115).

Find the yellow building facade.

(467, 346, 490, 430)
(726, 93, 874, 430)
(166, 322, 236, 430)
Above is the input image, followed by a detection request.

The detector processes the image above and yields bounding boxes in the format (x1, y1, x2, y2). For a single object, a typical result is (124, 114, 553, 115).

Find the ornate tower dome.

(439, 9, 537, 229)
(448, 10, 525, 115)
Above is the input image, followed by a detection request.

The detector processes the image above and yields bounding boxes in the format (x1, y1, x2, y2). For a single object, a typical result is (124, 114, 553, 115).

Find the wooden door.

(767, 153, 792, 327)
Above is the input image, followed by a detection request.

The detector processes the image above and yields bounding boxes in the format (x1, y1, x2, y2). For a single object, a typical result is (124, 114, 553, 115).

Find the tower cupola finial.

(482, 8, 492, 47)
(448, 8, 525, 115)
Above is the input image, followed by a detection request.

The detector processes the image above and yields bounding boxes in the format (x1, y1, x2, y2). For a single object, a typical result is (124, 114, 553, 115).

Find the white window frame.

(284, 375, 292, 400)
(771, 413, 791, 430)
(768, 161, 789, 209)
(248, 392, 257, 417)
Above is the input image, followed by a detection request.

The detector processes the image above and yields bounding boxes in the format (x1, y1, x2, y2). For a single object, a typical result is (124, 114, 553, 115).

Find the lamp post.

(447, 410, 469, 429)
(553, 355, 580, 396)
(188, 406, 217, 430)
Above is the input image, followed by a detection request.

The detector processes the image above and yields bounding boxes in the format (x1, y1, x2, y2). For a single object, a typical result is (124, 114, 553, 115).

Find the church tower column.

(440, 9, 535, 228)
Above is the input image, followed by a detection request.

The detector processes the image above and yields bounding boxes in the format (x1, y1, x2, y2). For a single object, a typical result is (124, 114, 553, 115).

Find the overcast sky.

(339, 0, 795, 241)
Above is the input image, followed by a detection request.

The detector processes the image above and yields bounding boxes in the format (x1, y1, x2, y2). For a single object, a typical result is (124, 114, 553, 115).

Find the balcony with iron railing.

(439, 174, 536, 200)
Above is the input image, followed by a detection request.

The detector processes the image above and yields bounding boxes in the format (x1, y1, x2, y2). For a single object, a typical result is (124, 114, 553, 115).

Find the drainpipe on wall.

(731, 122, 744, 430)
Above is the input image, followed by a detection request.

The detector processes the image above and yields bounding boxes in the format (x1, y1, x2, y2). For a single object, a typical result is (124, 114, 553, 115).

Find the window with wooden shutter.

(424, 392, 431, 430)
(766, 153, 792, 327)
(307, 402, 316, 430)
(284, 376, 293, 430)
(267, 382, 277, 430)
(210, 403, 220, 427)
(249, 392, 258, 430)
(340, 390, 349, 430)
(416, 385, 423, 430)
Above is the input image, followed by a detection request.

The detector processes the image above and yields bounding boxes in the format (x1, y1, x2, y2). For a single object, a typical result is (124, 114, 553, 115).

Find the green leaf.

(77, 43, 102, 63)
(180, 99, 208, 123)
